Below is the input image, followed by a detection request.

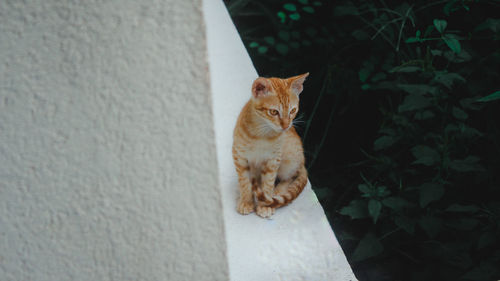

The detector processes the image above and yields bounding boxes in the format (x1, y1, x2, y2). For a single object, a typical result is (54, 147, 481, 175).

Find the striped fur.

(232, 73, 309, 218)
(253, 166, 308, 208)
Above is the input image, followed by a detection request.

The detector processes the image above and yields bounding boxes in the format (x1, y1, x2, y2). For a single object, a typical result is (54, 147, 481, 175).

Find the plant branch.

(307, 93, 336, 170)
(371, 17, 403, 40)
(392, 247, 422, 264)
(303, 69, 329, 144)
(396, 5, 414, 52)
(358, 16, 397, 49)
(414, 0, 448, 13)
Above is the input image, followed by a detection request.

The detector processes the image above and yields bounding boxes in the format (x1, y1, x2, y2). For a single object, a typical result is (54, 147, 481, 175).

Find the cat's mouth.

(278, 124, 292, 132)
(266, 120, 290, 133)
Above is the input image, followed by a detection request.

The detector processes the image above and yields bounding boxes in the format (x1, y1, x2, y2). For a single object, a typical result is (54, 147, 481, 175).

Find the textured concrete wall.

(0, 1, 229, 281)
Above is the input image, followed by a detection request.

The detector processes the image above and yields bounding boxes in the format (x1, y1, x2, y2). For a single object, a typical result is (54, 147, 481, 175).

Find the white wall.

(0, 1, 229, 281)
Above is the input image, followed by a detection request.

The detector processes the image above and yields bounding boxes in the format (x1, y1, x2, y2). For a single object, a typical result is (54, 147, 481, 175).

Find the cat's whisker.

(292, 119, 305, 129)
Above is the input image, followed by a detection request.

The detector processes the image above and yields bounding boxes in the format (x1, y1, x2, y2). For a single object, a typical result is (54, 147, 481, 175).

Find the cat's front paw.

(256, 205, 275, 218)
(237, 200, 255, 215)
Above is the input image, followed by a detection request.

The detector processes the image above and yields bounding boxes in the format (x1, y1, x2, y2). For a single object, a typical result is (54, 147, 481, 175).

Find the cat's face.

(251, 73, 308, 132)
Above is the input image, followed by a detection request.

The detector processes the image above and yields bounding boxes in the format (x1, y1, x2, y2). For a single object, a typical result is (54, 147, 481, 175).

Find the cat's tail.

(268, 166, 308, 208)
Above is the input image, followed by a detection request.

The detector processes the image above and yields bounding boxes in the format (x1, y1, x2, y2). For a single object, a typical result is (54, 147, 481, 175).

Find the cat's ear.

(288, 72, 309, 95)
(252, 77, 271, 98)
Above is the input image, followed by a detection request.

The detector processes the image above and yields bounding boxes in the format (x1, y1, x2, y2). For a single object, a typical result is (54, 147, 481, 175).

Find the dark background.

(224, 0, 500, 280)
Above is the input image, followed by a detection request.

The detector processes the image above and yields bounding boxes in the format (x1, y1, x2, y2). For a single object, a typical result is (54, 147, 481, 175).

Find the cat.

(232, 73, 309, 218)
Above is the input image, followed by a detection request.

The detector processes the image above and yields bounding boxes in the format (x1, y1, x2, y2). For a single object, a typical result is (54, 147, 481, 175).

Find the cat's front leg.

(234, 156, 255, 215)
(255, 158, 280, 218)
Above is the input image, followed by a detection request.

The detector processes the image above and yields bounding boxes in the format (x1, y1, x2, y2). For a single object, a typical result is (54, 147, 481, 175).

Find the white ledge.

(204, 0, 357, 280)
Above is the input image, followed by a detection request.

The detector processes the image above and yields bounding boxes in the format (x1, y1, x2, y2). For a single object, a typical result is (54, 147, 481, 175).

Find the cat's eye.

(290, 108, 297, 115)
(269, 109, 279, 116)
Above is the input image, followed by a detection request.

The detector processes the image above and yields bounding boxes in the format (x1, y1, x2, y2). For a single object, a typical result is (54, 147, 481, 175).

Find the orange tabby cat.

(232, 73, 309, 218)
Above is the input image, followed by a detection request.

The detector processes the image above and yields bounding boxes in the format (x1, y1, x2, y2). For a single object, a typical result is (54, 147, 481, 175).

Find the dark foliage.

(225, 0, 500, 280)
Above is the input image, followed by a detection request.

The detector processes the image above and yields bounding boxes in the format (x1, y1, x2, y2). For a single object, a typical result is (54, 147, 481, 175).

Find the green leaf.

(374, 135, 396, 151)
(416, 30, 421, 38)
(226, 0, 252, 13)
(444, 48, 471, 63)
(302, 6, 314, 13)
(249, 42, 259, 48)
(419, 216, 443, 238)
(411, 145, 440, 166)
(445, 123, 458, 134)
(397, 84, 437, 95)
(394, 216, 416, 234)
(449, 156, 483, 172)
(414, 110, 435, 120)
(298, 0, 308, 4)
(277, 11, 286, 23)
(442, 34, 461, 54)
(433, 19, 447, 33)
(283, 3, 297, 11)
(368, 199, 382, 224)
(263, 36, 275, 45)
(278, 31, 291, 41)
(447, 251, 473, 269)
(340, 199, 368, 219)
(477, 232, 496, 249)
(275, 43, 289, 55)
(337, 231, 357, 241)
(405, 37, 420, 43)
(382, 197, 414, 210)
(477, 90, 500, 102)
(376, 186, 390, 197)
(390, 66, 421, 73)
(433, 72, 465, 89)
(446, 123, 483, 138)
(358, 70, 370, 83)
(460, 98, 483, 110)
(461, 126, 483, 138)
(351, 29, 369, 40)
(474, 18, 500, 33)
(313, 186, 334, 199)
(358, 184, 371, 194)
(424, 25, 434, 37)
(452, 106, 468, 120)
(358, 62, 374, 83)
(431, 49, 443, 56)
(334, 5, 359, 16)
(485, 202, 500, 217)
(370, 72, 387, 82)
(446, 218, 479, 230)
(257, 46, 268, 54)
(305, 27, 318, 37)
(289, 13, 301, 20)
(445, 204, 479, 213)
(379, 128, 395, 136)
(443, 0, 459, 16)
(419, 183, 444, 207)
(313, 1, 322, 6)
(462, 262, 497, 280)
(351, 233, 384, 262)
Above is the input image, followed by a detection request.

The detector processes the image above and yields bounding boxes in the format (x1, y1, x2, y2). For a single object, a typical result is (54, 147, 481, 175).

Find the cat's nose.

(280, 121, 290, 130)
(280, 117, 291, 130)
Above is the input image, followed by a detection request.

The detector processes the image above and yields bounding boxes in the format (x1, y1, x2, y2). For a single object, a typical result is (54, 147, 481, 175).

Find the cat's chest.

(244, 139, 281, 166)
